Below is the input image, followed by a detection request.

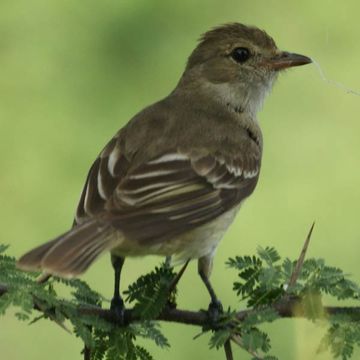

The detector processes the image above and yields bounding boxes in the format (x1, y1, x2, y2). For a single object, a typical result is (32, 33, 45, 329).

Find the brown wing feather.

(105, 149, 260, 244)
(75, 134, 130, 223)
(74, 129, 261, 247)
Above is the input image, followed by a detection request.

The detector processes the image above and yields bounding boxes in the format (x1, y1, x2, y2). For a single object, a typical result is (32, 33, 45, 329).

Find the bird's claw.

(110, 296, 126, 325)
(204, 299, 224, 329)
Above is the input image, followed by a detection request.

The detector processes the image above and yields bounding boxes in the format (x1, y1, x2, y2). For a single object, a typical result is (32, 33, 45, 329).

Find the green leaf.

(0, 244, 9, 254)
(257, 247, 280, 265)
(282, 258, 295, 280)
(242, 328, 271, 353)
(209, 328, 231, 349)
(135, 322, 169, 348)
(55, 277, 103, 306)
(243, 308, 279, 327)
(135, 346, 154, 360)
(15, 311, 30, 321)
(227, 255, 262, 270)
(258, 267, 282, 289)
(0, 293, 12, 315)
(125, 264, 176, 319)
(318, 322, 360, 360)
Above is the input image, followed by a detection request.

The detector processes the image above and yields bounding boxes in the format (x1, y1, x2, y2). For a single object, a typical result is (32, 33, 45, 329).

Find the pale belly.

(111, 205, 241, 261)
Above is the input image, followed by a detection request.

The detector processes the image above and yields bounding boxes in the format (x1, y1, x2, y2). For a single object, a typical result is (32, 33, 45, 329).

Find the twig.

(231, 334, 263, 359)
(83, 325, 92, 360)
(224, 339, 233, 360)
(83, 344, 91, 360)
(34, 297, 71, 333)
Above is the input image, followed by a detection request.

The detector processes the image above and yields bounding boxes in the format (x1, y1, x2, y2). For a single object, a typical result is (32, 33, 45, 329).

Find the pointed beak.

(264, 51, 312, 70)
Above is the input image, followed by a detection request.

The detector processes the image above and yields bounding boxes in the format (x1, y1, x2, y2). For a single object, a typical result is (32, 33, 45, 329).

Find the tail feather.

(17, 220, 118, 278)
(16, 238, 60, 271)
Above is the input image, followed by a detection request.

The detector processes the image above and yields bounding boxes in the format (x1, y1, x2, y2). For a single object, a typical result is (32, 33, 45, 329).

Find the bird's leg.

(110, 254, 125, 323)
(198, 269, 223, 317)
(198, 255, 223, 325)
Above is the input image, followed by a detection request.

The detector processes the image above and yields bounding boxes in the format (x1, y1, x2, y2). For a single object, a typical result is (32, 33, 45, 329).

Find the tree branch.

(1, 283, 360, 327)
(78, 299, 360, 326)
(83, 344, 91, 360)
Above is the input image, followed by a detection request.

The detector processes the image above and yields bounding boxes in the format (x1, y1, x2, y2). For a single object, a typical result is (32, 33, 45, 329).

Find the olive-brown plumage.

(18, 23, 311, 309)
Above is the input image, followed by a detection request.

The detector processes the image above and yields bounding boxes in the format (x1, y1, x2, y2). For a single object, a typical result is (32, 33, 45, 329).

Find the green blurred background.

(1, 0, 359, 358)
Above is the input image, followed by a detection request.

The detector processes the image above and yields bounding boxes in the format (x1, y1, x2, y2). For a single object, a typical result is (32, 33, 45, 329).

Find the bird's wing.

(74, 114, 262, 245)
(75, 124, 261, 244)
(108, 148, 261, 244)
(75, 135, 131, 223)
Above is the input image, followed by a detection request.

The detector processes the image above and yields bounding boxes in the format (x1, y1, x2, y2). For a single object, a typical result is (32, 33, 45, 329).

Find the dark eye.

(231, 47, 251, 63)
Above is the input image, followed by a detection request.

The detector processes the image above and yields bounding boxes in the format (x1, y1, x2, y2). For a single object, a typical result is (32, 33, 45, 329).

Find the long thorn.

(34, 298, 71, 333)
(231, 335, 263, 359)
(168, 259, 190, 295)
(288, 222, 315, 289)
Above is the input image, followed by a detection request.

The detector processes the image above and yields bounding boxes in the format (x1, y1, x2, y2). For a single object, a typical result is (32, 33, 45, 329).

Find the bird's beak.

(264, 51, 312, 70)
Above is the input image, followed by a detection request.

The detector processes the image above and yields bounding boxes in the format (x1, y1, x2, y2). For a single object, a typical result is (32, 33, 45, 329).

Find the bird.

(17, 23, 311, 318)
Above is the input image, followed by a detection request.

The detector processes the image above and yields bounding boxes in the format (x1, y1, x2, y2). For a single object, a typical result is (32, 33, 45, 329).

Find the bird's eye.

(231, 47, 251, 63)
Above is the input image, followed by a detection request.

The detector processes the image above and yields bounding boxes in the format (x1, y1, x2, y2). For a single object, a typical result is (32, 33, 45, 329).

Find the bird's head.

(180, 23, 312, 115)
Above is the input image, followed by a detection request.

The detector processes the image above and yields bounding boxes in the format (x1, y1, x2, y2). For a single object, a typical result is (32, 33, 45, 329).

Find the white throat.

(206, 78, 275, 117)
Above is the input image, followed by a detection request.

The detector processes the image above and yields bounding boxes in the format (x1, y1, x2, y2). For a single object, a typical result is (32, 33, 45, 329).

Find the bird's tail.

(17, 220, 117, 278)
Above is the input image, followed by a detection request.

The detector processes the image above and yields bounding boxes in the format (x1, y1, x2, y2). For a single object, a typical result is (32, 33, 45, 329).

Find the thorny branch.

(1, 282, 360, 326)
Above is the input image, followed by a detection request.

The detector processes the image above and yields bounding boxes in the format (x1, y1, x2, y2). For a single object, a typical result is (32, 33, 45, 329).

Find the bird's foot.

(165, 297, 177, 310)
(205, 299, 224, 329)
(110, 296, 126, 325)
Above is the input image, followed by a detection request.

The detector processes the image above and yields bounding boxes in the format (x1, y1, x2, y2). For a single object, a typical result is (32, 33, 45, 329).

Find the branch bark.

(78, 299, 360, 326)
(2, 283, 360, 327)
